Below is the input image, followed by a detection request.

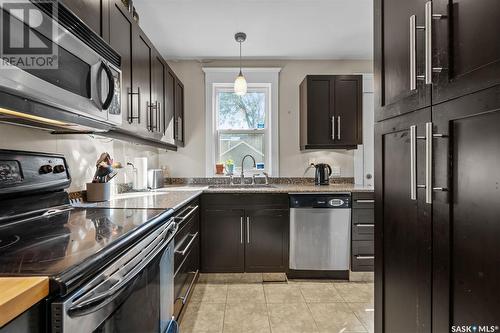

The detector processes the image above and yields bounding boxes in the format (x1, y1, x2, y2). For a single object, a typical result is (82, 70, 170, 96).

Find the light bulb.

(234, 74, 247, 96)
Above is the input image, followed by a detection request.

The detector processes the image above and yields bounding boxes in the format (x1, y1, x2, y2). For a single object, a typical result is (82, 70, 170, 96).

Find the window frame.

(213, 84, 271, 174)
(203, 67, 281, 177)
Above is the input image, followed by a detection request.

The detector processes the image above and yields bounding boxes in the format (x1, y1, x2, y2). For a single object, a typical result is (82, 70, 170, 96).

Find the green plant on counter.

(225, 159, 234, 166)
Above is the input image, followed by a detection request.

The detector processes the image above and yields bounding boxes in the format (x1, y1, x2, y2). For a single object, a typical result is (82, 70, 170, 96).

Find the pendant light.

(234, 32, 247, 96)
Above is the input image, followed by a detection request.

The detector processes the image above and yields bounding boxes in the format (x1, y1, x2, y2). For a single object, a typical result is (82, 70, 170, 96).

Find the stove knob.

(53, 164, 66, 174)
(39, 165, 53, 174)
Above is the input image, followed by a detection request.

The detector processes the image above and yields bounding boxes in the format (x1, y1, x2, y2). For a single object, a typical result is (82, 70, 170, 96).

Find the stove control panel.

(0, 150, 71, 196)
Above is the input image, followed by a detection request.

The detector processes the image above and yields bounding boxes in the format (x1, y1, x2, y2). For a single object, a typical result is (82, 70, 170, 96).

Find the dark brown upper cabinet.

(165, 67, 185, 147)
(164, 68, 176, 145)
(174, 78, 185, 146)
(299, 75, 362, 150)
(432, 0, 500, 105)
(60, 0, 103, 36)
(99, 0, 184, 148)
(105, 0, 135, 132)
(131, 30, 154, 136)
(375, 0, 500, 122)
(374, 0, 431, 122)
(151, 52, 166, 137)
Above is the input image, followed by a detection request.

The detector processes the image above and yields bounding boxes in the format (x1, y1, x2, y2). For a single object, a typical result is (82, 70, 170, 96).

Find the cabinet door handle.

(409, 15, 416, 90)
(410, 125, 417, 200)
(355, 199, 375, 203)
(246, 216, 250, 244)
(425, 122, 433, 204)
(240, 217, 243, 244)
(331, 116, 335, 140)
(424, 1, 446, 85)
(355, 224, 375, 228)
(424, 1, 432, 84)
(137, 86, 141, 124)
(337, 116, 341, 140)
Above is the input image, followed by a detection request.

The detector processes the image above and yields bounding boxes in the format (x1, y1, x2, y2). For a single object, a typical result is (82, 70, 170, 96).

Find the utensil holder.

(86, 182, 111, 202)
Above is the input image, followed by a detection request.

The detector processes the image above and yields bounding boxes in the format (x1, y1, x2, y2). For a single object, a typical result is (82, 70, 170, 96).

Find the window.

(203, 67, 280, 176)
(215, 85, 269, 173)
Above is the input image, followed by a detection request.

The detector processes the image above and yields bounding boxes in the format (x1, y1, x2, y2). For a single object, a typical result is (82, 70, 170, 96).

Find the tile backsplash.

(0, 124, 160, 192)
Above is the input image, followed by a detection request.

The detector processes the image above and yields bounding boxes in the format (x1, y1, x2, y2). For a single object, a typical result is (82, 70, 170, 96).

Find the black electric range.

(0, 150, 174, 296)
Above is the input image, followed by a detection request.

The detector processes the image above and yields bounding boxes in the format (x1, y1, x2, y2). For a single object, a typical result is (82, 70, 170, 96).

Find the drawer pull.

(355, 255, 375, 260)
(355, 224, 374, 228)
(175, 232, 199, 256)
(355, 199, 374, 203)
(178, 270, 199, 304)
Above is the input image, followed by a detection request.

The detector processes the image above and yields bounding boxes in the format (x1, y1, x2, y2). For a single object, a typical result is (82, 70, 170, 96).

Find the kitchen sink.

(208, 184, 276, 189)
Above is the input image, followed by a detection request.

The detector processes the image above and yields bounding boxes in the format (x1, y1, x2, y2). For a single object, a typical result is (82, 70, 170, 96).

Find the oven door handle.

(68, 222, 178, 313)
(174, 205, 199, 224)
(100, 61, 115, 110)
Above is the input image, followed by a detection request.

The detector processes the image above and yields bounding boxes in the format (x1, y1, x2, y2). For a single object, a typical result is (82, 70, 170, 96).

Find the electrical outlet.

(308, 158, 316, 166)
(332, 166, 341, 177)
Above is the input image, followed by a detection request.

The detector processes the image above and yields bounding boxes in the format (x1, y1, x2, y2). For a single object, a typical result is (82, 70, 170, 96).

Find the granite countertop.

(199, 183, 374, 194)
(84, 183, 373, 211)
(91, 189, 203, 210)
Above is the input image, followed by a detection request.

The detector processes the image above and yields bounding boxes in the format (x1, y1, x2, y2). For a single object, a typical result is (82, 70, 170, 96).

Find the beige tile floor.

(180, 273, 374, 333)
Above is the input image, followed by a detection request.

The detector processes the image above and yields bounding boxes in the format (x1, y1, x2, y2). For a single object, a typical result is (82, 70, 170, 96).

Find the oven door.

(52, 221, 178, 333)
(0, 1, 121, 125)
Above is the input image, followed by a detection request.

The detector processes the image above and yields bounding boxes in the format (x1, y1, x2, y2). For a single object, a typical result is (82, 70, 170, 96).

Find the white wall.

(161, 59, 373, 177)
(0, 124, 160, 192)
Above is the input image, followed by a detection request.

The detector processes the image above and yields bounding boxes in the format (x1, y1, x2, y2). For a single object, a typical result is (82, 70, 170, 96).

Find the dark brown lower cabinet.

(376, 85, 500, 333)
(375, 108, 432, 333)
(201, 194, 289, 273)
(201, 208, 245, 273)
(173, 200, 200, 321)
(431, 86, 500, 333)
(245, 209, 289, 272)
(351, 192, 375, 271)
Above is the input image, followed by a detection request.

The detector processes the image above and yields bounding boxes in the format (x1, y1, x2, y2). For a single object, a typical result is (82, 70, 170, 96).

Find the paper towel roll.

(133, 157, 148, 190)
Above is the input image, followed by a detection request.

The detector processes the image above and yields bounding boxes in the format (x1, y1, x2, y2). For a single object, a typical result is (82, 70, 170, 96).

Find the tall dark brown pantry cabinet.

(375, 0, 500, 333)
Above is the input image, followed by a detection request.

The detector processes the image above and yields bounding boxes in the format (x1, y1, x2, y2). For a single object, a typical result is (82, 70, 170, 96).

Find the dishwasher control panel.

(289, 194, 351, 208)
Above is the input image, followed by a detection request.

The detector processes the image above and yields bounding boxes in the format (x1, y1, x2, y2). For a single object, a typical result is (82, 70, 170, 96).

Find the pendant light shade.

(234, 32, 247, 96)
(234, 71, 247, 96)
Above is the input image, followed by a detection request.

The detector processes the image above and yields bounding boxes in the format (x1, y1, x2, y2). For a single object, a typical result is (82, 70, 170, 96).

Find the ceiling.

(133, 0, 373, 60)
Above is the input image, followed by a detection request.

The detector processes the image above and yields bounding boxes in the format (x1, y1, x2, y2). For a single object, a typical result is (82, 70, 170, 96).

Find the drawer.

(175, 225, 199, 271)
(174, 237, 199, 319)
(352, 240, 374, 255)
(351, 240, 374, 271)
(352, 209, 374, 241)
(352, 192, 375, 209)
(352, 222, 374, 241)
(351, 254, 374, 271)
(201, 193, 289, 209)
(352, 209, 374, 225)
(174, 206, 199, 270)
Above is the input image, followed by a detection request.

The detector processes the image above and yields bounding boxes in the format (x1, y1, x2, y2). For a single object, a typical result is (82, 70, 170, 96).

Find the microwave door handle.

(100, 62, 115, 110)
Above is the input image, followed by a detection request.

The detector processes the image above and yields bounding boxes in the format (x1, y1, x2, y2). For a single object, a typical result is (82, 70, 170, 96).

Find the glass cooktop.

(0, 207, 168, 276)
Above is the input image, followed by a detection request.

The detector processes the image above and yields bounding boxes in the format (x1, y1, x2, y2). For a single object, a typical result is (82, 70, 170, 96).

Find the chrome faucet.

(240, 154, 256, 184)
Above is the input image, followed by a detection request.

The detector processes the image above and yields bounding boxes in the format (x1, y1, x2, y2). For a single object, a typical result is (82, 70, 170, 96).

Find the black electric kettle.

(314, 163, 332, 185)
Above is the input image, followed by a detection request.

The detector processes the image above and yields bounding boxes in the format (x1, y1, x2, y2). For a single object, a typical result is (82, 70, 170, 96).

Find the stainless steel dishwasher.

(289, 193, 351, 271)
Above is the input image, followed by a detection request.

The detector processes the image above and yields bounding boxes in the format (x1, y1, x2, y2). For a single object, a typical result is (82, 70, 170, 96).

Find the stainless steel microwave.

(0, 1, 122, 126)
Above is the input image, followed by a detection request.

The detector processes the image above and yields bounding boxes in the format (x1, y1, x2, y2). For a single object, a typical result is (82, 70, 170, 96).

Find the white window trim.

(203, 67, 280, 177)
(214, 84, 270, 174)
